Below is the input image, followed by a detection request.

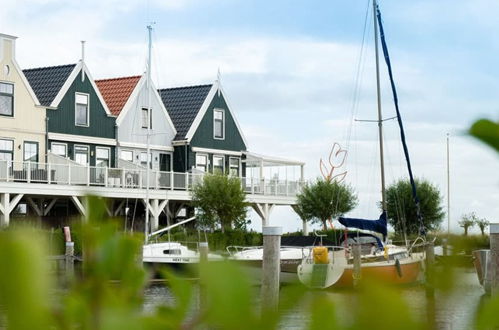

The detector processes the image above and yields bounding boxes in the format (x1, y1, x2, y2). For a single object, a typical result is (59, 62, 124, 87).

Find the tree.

(385, 178, 445, 236)
(459, 212, 480, 236)
(191, 174, 248, 233)
(296, 178, 358, 230)
(476, 216, 490, 236)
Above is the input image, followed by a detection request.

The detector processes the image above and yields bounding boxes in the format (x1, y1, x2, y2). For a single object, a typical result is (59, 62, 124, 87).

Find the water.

(142, 268, 486, 329)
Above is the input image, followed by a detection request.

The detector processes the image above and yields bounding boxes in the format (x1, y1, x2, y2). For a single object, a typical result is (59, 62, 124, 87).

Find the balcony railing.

(0, 161, 303, 197)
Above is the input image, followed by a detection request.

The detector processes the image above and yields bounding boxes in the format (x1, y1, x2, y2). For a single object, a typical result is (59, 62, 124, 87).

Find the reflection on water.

(143, 268, 486, 330)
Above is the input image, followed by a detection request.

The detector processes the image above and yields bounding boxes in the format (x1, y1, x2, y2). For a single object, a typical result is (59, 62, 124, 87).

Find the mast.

(145, 24, 152, 243)
(446, 133, 450, 235)
(373, 0, 387, 212)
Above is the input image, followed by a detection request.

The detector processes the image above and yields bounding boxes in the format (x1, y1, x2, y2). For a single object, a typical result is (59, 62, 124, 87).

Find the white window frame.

(213, 108, 225, 140)
(120, 149, 134, 162)
(0, 81, 14, 117)
(229, 157, 240, 177)
(51, 142, 68, 157)
(195, 153, 208, 172)
(95, 146, 110, 168)
(213, 155, 225, 174)
(0, 138, 14, 162)
(73, 144, 89, 165)
(75, 92, 90, 127)
(140, 152, 152, 168)
(141, 107, 152, 129)
(23, 141, 39, 163)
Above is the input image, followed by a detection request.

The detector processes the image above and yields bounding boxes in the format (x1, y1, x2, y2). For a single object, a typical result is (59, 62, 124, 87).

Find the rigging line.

(375, 5, 425, 236)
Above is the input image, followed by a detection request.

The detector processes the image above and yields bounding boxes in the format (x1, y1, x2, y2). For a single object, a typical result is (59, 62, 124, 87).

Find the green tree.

(296, 178, 358, 230)
(459, 212, 478, 236)
(191, 173, 248, 233)
(476, 216, 490, 236)
(385, 178, 444, 236)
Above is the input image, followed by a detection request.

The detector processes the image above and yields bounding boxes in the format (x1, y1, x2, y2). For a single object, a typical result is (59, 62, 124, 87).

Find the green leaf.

(469, 119, 499, 153)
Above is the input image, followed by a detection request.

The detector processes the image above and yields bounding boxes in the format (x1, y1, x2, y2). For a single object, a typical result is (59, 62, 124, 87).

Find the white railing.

(0, 160, 304, 197)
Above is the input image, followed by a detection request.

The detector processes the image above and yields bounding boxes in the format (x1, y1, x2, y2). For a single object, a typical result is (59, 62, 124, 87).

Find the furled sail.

(338, 212, 387, 239)
(376, 5, 425, 236)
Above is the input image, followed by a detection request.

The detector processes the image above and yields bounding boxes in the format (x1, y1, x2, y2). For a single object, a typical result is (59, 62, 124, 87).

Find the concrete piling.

(425, 241, 435, 297)
(261, 226, 282, 311)
(490, 223, 499, 296)
(199, 242, 208, 263)
(352, 243, 362, 287)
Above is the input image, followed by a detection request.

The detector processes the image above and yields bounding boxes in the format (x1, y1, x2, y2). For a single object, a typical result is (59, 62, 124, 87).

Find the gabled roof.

(95, 76, 141, 116)
(23, 64, 77, 107)
(158, 84, 212, 141)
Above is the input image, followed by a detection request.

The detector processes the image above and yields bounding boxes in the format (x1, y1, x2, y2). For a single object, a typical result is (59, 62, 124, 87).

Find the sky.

(1, 0, 498, 234)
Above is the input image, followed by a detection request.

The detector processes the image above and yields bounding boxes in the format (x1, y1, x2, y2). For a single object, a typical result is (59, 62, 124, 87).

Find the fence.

(0, 160, 303, 197)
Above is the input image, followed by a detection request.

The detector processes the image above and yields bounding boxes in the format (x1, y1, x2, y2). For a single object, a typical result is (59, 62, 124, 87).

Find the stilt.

(252, 203, 274, 229)
(261, 226, 281, 311)
(64, 226, 74, 279)
(352, 243, 362, 287)
(0, 193, 10, 226)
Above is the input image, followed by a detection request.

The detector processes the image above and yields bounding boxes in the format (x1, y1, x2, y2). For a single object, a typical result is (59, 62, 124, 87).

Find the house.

(158, 80, 248, 177)
(24, 57, 116, 168)
(0, 33, 45, 167)
(95, 74, 176, 172)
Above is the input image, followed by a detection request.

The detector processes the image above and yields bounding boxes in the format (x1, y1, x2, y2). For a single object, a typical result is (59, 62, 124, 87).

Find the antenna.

(81, 40, 86, 82)
(216, 67, 221, 96)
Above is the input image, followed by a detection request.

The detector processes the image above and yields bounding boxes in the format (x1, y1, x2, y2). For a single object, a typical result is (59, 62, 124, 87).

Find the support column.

(261, 226, 282, 311)
(252, 203, 274, 229)
(0, 193, 10, 227)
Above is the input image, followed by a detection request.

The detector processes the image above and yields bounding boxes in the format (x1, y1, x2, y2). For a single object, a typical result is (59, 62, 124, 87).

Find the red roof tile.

(95, 76, 142, 116)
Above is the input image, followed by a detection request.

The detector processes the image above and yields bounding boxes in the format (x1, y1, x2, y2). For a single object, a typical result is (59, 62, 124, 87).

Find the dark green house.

(24, 62, 117, 167)
(158, 82, 248, 176)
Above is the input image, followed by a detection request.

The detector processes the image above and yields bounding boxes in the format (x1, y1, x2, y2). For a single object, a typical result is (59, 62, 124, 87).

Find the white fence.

(0, 161, 304, 197)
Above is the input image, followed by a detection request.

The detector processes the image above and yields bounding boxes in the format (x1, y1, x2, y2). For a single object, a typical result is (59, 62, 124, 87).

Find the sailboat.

(297, 0, 426, 289)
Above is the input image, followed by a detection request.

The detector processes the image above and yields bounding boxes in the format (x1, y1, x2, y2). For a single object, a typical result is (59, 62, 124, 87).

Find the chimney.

(81, 40, 86, 82)
(0, 33, 18, 63)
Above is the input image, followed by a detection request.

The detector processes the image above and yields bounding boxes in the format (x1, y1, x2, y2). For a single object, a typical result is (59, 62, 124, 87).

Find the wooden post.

(199, 242, 209, 263)
(490, 223, 499, 296)
(261, 226, 281, 311)
(425, 241, 435, 296)
(63, 226, 74, 278)
(352, 243, 362, 287)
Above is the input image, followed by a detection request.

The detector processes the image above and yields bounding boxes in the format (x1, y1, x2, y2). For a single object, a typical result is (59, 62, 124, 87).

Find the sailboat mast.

(373, 0, 387, 211)
(145, 24, 152, 243)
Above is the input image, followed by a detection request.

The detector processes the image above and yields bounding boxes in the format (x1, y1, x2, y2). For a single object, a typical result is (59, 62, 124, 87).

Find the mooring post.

(490, 223, 499, 296)
(199, 242, 208, 263)
(63, 226, 74, 278)
(352, 243, 362, 287)
(261, 226, 282, 311)
(425, 241, 435, 296)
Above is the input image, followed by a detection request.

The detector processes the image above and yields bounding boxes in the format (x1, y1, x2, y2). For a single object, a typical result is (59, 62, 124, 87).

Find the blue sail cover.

(338, 212, 388, 239)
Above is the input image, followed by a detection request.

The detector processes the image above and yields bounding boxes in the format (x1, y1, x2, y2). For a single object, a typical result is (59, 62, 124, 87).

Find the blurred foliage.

(2, 196, 499, 329)
(385, 178, 445, 236)
(459, 212, 478, 236)
(191, 173, 249, 233)
(297, 178, 358, 230)
(469, 118, 499, 153)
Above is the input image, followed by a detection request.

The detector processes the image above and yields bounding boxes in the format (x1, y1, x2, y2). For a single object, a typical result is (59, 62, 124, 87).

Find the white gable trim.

(115, 76, 177, 136)
(12, 59, 41, 106)
(115, 74, 146, 125)
(184, 81, 248, 148)
(48, 132, 116, 146)
(49, 62, 114, 117)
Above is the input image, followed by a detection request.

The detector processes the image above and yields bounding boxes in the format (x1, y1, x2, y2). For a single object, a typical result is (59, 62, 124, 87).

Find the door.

(159, 153, 171, 172)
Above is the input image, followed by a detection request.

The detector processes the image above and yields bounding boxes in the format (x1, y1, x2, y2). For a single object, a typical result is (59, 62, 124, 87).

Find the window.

(195, 154, 208, 172)
(120, 150, 133, 162)
(213, 155, 224, 174)
(23, 142, 38, 163)
(51, 142, 67, 157)
(75, 93, 89, 126)
(141, 108, 152, 129)
(0, 139, 13, 162)
(96, 147, 110, 167)
(0, 82, 14, 117)
(229, 157, 240, 176)
(140, 152, 152, 168)
(74, 145, 89, 165)
(214, 109, 224, 139)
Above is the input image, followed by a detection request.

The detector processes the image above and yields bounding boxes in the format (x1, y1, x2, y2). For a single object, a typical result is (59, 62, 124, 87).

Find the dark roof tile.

(23, 64, 77, 106)
(158, 84, 212, 140)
